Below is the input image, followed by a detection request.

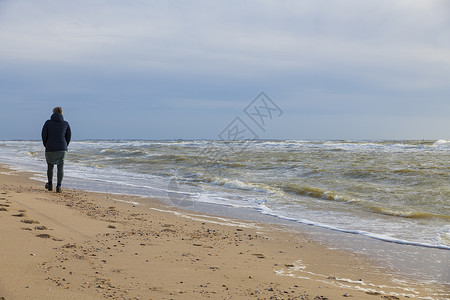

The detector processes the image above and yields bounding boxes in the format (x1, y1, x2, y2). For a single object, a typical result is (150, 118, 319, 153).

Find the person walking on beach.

(41, 107, 71, 193)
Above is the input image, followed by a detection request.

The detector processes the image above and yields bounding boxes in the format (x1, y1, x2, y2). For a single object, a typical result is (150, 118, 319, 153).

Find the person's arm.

(65, 123, 71, 147)
(41, 121, 48, 147)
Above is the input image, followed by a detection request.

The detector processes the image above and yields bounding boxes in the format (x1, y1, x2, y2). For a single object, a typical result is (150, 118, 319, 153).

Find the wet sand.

(0, 165, 444, 299)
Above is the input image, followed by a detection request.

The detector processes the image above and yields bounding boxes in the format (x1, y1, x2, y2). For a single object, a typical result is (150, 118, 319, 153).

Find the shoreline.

(172, 200, 450, 286)
(0, 165, 447, 299)
(1, 140, 448, 251)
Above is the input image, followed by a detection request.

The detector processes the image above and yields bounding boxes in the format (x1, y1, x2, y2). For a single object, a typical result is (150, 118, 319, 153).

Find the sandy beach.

(0, 165, 444, 300)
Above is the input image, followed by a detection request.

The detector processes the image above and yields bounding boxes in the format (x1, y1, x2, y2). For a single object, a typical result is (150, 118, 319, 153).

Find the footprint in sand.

(21, 219, 40, 224)
(34, 226, 48, 230)
(12, 212, 26, 217)
(36, 233, 53, 239)
(252, 253, 266, 259)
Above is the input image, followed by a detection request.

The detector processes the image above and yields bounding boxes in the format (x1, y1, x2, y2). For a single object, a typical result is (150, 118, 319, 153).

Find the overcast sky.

(0, 0, 449, 140)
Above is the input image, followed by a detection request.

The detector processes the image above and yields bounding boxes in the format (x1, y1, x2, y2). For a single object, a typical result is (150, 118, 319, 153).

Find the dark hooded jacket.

(41, 113, 71, 152)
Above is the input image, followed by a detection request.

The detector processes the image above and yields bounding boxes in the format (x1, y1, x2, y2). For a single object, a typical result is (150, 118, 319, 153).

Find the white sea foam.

(206, 176, 281, 195)
(275, 260, 440, 300)
(257, 203, 450, 250)
(432, 139, 450, 147)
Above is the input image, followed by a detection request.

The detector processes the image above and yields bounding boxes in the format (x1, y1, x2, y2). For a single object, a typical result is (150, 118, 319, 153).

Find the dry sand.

(0, 165, 442, 299)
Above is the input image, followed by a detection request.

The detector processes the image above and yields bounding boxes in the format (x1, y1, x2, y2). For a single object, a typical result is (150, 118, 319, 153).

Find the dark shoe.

(45, 183, 53, 191)
(56, 186, 61, 193)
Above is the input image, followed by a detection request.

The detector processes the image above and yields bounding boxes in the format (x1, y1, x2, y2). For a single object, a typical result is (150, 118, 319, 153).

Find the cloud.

(1, 0, 449, 81)
(0, 0, 449, 139)
(0, 1, 445, 61)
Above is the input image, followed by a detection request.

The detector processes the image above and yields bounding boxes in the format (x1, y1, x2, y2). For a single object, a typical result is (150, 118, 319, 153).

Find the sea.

(0, 139, 449, 251)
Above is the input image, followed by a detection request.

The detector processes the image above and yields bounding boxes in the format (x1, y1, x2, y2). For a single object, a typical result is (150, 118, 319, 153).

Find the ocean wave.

(392, 168, 426, 174)
(280, 183, 360, 204)
(28, 151, 40, 158)
(1, 139, 449, 252)
(99, 148, 148, 157)
(369, 207, 450, 220)
(195, 174, 281, 195)
(279, 183, 450, 221)
(90, 163, 104, 168)
(432, 139, 450, 147)
(152, 154, 187, 161)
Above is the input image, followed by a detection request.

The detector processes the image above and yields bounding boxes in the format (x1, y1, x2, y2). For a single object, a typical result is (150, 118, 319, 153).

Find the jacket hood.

(50, 113, 64, 122)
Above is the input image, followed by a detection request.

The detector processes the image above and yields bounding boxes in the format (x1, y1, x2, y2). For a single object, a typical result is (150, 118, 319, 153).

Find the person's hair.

(53, 107, 63, 114)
